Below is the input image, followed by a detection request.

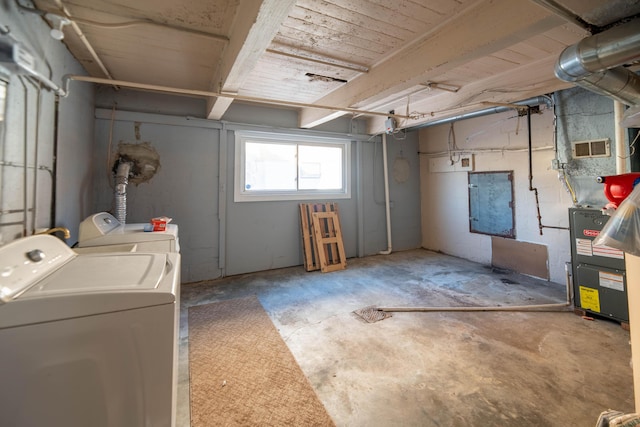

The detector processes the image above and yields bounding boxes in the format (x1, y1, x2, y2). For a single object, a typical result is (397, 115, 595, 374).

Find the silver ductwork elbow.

(114, 161, 132, 224)
(555, 18, 640, 107)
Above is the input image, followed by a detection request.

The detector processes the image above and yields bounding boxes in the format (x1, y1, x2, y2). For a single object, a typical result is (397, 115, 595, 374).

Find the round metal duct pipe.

(555, 18, 640, 106)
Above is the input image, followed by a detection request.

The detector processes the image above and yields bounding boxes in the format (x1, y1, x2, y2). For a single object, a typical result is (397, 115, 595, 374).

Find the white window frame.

(234, 130, 351, 202)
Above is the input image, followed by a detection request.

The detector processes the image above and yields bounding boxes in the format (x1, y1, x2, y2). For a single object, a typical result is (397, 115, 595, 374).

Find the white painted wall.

(0, 2, 94, 245)
(419, 108, 574, 284)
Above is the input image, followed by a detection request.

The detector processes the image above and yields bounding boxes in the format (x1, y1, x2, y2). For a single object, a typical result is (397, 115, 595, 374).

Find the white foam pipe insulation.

(379, 132, 392, 255)
(114, 161, 132, 224)
(615, 101, 628, 174)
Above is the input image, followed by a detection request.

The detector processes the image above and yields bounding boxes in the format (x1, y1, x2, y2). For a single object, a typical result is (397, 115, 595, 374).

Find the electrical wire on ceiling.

(15, 0, 229, 43)
(267, 48, 368, 74)
(419, 145, 554, 157)
(464, 112, 520, 143)
(388, 95, 411, 140)
(57, 14, 230, 42)
(15, 0, 114, 80)
(448, 122, 461, 165)
(408, 86, 554, 123)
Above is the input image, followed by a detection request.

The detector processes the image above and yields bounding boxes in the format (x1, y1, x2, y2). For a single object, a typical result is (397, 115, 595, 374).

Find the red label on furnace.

(583, 229, 600, 237)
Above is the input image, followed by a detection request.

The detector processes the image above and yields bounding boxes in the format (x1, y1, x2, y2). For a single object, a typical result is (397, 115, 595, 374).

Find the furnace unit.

(569, 207, 628, 323)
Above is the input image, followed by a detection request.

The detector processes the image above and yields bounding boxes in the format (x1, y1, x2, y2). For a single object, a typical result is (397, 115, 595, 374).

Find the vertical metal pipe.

(18, 77, 29, 236)
(25, 78, 41, 234)
(50, 96, 59, 228)
(527, 108, 544, 235)
(0, 76, 7, 223)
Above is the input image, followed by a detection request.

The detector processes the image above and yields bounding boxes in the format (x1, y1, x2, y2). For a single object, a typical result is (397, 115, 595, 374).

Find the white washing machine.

(78, 212, 180, 253)
(0, 234, 180, 427)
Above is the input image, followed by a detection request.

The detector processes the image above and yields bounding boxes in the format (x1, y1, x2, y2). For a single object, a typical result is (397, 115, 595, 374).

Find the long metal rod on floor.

(377, 263, 573, 313)
(378, 303, 571, 313)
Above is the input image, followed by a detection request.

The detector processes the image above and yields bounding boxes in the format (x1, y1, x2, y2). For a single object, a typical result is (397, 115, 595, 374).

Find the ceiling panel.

(60, 0, 237, 33)
(27, 0, 640, 132)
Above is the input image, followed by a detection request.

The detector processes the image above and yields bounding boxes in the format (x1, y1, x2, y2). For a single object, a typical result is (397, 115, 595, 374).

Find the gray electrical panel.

(569, 207, 628, 322)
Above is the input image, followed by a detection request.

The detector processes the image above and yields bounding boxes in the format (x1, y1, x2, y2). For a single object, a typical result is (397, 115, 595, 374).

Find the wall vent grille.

(571, 138, 610, 158)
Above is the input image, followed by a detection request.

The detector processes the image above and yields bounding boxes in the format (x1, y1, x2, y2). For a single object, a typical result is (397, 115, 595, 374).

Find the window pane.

(244, 142, 297, 191)
(234, 131, 350, 202)
(298, 145, 343, 190)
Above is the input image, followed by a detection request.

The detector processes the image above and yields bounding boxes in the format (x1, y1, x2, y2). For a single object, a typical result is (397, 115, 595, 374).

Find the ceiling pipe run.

(64, 75, 412, 121)
(554, 18, 640, 107)
(52, 0, 114, 80)
(405, 96, 552, 131)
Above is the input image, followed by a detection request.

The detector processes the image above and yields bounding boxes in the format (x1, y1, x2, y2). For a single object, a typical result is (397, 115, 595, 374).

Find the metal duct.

(114, 161, 132, 224)
(407, 96, 552, 130)
(555, 18, 640, 107)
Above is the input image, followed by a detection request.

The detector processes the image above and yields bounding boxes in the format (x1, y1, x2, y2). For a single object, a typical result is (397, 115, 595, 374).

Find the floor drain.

(353, 306, 392, 323)
(500, 278, 518, 284)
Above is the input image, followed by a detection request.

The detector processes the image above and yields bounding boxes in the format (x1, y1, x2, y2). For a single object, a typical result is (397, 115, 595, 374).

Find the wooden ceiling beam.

(298, 0, 565, 129)
(206, 0, 297, 120)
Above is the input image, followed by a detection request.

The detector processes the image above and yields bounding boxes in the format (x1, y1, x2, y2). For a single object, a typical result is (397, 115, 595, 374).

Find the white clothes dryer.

(78, 212, 180, 253)
(0, 234, 180, 427)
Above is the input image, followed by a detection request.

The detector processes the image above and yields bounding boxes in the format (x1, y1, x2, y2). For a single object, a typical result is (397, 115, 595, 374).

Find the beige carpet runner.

(188, 296, 335, 426)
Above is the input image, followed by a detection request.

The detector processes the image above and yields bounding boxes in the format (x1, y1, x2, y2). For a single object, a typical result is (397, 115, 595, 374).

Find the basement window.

(234, 131, 351, 202)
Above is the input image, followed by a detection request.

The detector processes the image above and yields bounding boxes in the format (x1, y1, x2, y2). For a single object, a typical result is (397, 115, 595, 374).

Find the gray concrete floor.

(177, 249, 634, 426)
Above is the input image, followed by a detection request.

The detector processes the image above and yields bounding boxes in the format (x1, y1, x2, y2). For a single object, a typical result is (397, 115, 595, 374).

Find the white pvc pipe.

(379, 133, 392, 255)
(615, 100, 628, 174)
(66, 75, 411, 121)
(54, 0, 113, 80)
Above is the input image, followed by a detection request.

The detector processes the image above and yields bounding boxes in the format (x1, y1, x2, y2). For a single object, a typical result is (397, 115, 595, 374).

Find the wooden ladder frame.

(299, 203, 346, 272)
(311, 211, 346, 272)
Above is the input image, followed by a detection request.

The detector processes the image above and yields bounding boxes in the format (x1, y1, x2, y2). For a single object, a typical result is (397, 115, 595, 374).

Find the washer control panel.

(79, 212, 122, 241)
(0, 235, 75, 302)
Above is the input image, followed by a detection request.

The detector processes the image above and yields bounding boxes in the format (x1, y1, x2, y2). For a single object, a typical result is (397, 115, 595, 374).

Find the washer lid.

(21, 252, 168, 298)
(0, 251, 179, 329)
